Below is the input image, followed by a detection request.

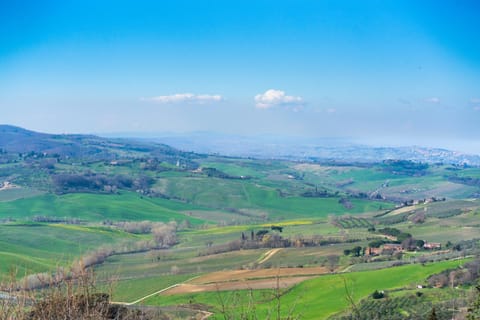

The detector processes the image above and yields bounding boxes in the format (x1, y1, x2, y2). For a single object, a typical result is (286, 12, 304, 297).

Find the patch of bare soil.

(160, 267, 329, 295)
(191, 267, 328, 284)
(162, 276, 315, 295)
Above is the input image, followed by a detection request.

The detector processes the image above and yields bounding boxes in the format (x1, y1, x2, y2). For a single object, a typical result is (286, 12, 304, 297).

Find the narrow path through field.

(340, 265, 354, 273)
(199, 310, 213, 319)
(257, 248, 282, 264)
(112, 275, 214, 318)
(112, 276, 200, 306)
(241, 184, 251, 205)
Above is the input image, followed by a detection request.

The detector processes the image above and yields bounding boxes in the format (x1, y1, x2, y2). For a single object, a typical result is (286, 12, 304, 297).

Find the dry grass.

(0, 266, 167, 320)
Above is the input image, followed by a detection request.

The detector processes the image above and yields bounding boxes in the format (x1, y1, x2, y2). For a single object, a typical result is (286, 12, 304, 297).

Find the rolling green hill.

(0, 192, 205, 224)
(2, 126, 480, 319)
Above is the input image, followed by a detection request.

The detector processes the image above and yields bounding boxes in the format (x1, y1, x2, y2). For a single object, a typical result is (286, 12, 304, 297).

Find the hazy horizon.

(1, 1, 479, 153)
(3, 123, 480, 155)
(96, 130, 480, 155)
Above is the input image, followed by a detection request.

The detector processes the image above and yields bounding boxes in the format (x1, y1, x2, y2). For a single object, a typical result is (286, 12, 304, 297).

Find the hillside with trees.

(1, 126, 480, 319)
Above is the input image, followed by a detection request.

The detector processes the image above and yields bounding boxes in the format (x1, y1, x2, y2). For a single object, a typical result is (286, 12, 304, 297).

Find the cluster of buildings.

(366, 241, 442, 256)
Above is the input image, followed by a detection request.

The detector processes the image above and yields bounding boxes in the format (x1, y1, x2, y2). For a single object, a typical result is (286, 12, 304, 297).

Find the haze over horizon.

(98, 130, 480, 156)
(1, 1, 479, 153)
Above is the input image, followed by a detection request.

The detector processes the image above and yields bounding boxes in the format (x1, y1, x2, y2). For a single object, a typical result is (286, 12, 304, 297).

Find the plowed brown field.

(160, 267, 329, 295)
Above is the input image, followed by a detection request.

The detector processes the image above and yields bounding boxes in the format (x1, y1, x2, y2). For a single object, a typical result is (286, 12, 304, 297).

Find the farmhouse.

(365, 243, 404, 256)
(366, 247, 382, 256)
(423, 242, 441, 250)
(382, 243, 403, 252)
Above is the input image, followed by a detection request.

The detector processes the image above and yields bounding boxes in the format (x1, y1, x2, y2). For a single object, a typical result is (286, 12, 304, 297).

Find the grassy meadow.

(0, 192, 206, 224)
(142, 259, 469, 319)
(0, 223, 139, 278)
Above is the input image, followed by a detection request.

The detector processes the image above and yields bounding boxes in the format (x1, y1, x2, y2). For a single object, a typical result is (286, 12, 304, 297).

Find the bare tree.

(326, 255, 340, 273)
(152, 223, 177, 248)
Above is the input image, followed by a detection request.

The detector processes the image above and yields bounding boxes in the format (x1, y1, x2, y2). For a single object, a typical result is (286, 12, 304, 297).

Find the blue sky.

(1, 1, 479, 152)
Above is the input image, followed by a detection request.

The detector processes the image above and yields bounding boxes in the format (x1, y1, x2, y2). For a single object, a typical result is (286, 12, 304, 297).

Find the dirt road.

(257, 248, 282, 264)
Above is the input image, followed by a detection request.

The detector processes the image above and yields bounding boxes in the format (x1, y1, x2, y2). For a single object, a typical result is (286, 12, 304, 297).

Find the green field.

(280, 259, 468, 319)
(142, 259, 468, 319)
(0, 187, 45, 202)
(160, 176, 391, 219)
(0, 223, 138, 278)
(0, 192, 206, 224)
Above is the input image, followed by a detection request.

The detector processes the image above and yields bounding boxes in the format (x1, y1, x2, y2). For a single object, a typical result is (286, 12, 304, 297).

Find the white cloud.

(254, 89, 303, 109)
(474, 106, 480, 111)
(471, 98, 480, 104)
(425, 97, 440, 104)
(141, 93, 223, 104)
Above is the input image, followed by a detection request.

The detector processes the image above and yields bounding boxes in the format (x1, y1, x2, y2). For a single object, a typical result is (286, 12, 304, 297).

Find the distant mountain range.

(1, 125, 479, 166)
(0, 125, 199, 166)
